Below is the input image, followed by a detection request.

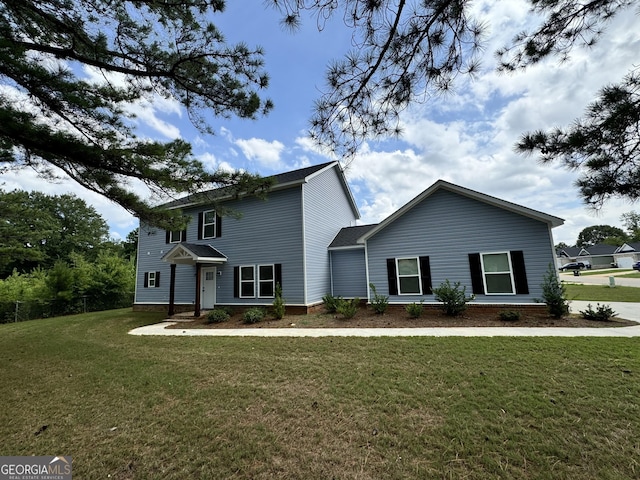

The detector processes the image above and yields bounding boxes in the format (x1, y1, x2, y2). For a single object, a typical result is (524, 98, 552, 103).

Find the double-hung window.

(258, 265, 275, 298)
(239, 266, 255, 298)
(396, 257, 421, 295)
(201, 210, 216, 239)
(480, 252, 515, 294)
(167, 230, 185, 243)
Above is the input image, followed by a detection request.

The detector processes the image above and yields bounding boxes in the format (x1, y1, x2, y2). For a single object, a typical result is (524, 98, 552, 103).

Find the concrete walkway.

(129, 300, 640, 338)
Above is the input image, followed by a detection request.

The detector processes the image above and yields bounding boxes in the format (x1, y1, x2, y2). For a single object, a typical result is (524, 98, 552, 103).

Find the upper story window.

(198, 210, 221, 239)
(201, 210, 216, 239)
(480, 252, 515, 294)
(167, 229, 186, 243)
(396, 257, 421, 295)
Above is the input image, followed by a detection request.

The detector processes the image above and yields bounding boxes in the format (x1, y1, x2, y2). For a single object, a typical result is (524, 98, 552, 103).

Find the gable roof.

(162, 242, 227, 265)
(329, 224, 378, 249)
(160, 161, 358, 218)
(358, 180, 564, 243)
(582, 243, 618, 255)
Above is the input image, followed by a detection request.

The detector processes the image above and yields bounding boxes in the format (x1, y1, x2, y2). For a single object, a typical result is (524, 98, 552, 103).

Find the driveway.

(560, 271, 640, 288)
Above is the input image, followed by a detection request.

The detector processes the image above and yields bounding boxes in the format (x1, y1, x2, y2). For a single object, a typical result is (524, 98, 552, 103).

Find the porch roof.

(162, 242, 227, 265)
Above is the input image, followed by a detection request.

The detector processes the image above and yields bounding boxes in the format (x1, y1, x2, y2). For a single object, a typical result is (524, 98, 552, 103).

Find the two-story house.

(134, 161, 564, 315)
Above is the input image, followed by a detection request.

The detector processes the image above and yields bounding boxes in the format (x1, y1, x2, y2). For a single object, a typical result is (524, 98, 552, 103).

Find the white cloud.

(234, 137, 285, 169)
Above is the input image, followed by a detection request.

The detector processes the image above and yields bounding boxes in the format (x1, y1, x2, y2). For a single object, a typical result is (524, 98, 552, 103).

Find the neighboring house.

(557, 243, 640, 269)
(134, 162, 564, 314)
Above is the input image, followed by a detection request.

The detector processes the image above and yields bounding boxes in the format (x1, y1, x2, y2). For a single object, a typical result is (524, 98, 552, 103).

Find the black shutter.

(165, 231, 170, 244)
(180, 229, 186, 242)
(144, 272, 149, 288)
(510, 250, 529, 294)
(233, 266, 239, 298)
(155, 271, 160, 288)
(274, 263, 282, 288)
(386, 259, 398, 295)
(216, 214, 222, 238)
(419, 256, 432, 294)
(468, 253, 484, 294)
(197, 212, 203, 240)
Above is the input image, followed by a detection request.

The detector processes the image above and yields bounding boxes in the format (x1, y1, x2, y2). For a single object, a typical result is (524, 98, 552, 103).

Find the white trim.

(301, 183, 308, 305)
(357, 180, 564, 243)
(239, 265, 256, 298)
(396, 257, 422, 295)
(364, 242, 371, 303)
(480, 251, 516, 295)
(257, 264, 276, 299)
(201, 209, 217, 239)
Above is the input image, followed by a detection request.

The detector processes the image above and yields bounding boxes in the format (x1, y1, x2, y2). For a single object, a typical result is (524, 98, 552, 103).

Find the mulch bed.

(166, 307, 637, 329)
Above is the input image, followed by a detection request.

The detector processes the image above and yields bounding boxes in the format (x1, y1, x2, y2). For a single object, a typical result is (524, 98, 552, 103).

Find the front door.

(201, 267, 217, 309)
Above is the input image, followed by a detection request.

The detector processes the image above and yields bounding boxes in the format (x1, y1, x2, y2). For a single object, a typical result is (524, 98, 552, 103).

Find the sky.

(2, 0, 639, 246)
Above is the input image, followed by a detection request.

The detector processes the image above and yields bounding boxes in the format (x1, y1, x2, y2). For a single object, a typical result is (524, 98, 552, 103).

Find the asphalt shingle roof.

(161, 162, 336, 209)
(329, 224, 378, 248)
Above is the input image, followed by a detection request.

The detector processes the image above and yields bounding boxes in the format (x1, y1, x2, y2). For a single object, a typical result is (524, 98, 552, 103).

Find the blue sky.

(2, 0, 639, 246)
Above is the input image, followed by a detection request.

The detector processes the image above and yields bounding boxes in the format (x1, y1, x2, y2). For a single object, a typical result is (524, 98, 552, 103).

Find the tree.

(517, 69, 640, 208)
(621, 211, 640, 242)
(2, 0, 638, 216)
(0, 190, 109, 276)
(0, 0, 273, 229)
(269, 0, 638, 186)
(576, 224, 628, 248)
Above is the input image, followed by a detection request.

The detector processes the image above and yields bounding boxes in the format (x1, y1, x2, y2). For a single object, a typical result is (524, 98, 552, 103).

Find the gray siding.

(303, 166, 359, 303)
(330, 249, 368, 298)
(136, 186, 306, 306)
(366, 189, 557, 304)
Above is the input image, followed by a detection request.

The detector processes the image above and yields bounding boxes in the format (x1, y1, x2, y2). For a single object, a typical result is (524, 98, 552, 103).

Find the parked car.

(559, 262, 586, 271)
(633, 261, 640, 271)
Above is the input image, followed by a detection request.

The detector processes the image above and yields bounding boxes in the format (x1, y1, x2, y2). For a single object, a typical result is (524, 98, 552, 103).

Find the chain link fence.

(0, 293, 134, 323)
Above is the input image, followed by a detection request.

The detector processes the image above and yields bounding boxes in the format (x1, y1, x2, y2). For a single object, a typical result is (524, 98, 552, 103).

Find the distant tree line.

(0, 190, 137, 321)
(556, 211, 640, 250)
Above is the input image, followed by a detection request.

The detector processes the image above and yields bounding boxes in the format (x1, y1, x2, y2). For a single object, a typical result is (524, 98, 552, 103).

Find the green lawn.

(565, 283, 640, 302)
(2, 309, 640, 479)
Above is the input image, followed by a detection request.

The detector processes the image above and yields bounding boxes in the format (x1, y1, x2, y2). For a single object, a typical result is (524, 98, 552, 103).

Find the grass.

(2, 308, 640, 479)
(565, 283, 640, 302)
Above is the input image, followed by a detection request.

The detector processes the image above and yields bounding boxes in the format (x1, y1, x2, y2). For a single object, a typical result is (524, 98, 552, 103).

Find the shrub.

(539, 264, 569, 318)
(272, 283, 285, 319)
(336, 298, 359, 319)
(322, 293, 342, 313)
(499, 310, 521, 322)
(369, 283, 389, 314)
(580, 303, 617, 322)
(243, 307, 265, 324)
(405, 301, 424, 319)
(432, 279, 474, 317)
(206, 309, 230, 324)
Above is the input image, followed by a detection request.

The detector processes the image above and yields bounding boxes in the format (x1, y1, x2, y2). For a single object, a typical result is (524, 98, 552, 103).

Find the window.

(239, 266, 255, 298)
(396, 258, 421, 295)
(198, 211, 221, 239)
(481, 252, 515, 294)
(144, 271, 160, 288)
(201, 210, 216, 239)
(386, 257, 431, 296)
(258, 265, 275, 298)
(166, 229, 186, 243)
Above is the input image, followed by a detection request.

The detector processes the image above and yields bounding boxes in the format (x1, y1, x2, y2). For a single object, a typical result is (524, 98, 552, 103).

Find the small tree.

(540, 264, 569, 318)
(369, 283, 389, 314)
(432, 280, 474, 317)
(272, 283, 286, 319)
